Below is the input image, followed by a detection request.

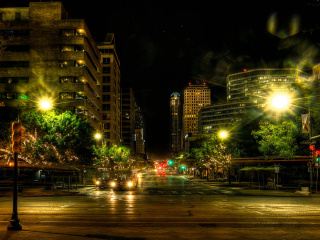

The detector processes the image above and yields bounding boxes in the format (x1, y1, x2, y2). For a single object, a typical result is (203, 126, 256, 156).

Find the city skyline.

(1, 0, 320, 159)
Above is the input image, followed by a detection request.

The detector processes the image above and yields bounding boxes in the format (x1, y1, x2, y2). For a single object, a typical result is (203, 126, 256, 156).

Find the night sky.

(2, 0, 320, 160)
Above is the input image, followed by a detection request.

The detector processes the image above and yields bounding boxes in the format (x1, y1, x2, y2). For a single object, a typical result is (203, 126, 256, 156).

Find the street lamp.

(38, 98, 53, 111)
(218, 130, 228, 139)
(94, 133, 102, 140)
(268, 92, 291, 112)
(218, 130, 231, 184)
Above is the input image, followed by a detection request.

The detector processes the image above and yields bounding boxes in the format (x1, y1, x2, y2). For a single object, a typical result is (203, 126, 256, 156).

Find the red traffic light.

(316, 150, 320, 155)
(310, 145, 315, 151)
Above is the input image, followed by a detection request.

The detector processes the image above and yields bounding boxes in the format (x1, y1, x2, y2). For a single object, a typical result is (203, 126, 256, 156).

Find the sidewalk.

(184, 175, 317, 197)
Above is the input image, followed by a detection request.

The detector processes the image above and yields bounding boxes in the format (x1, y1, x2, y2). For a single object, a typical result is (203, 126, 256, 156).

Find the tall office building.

(170, 92, 182, 155)
(97, 34, 121, 145)
(135, 106, 146, 155)
(182, 82, 211, 139)
(121, 88, 135, 151)
(0, 2, 102, 130)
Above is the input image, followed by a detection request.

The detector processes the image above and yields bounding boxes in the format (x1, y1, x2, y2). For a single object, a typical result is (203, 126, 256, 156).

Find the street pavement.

(0, 174, 316, 197)
(1, 174, 320, 240)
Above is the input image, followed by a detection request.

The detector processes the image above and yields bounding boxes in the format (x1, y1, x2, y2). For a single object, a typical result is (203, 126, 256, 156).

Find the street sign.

(275, 166, 280, 173)
(302, 114, 310, 133)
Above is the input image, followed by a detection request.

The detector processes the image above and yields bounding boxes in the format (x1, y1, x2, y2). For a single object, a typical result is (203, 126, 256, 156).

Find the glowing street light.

(218, 130, 228, 139)
(269, 93, 291, 112)
(39, 101, 51, 110)
(95, 133, 102, 140)
(38, 98, 53, 111)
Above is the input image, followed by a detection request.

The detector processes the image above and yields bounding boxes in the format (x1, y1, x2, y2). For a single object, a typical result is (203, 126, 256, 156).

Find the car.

(95, 178, 111, 189)
(109, 176, 138, 190)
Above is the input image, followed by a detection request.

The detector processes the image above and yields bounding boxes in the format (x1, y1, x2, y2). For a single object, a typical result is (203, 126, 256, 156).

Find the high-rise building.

(121, 88, 135, 151)
(0, 2, 102, 130)
(135, 106, 146, 154)
(182, 82, 211, 139)
(170, 92, 182, 155)
(97, 34, 121, 145)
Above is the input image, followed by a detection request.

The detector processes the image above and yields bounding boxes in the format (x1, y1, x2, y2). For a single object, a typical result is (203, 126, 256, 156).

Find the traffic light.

(316, 150, 320, 164)
(12, 122, 25, 153)
(310, 145, 315, 151)
(181, 165, 186, 170)
(168, 160, 174, 166)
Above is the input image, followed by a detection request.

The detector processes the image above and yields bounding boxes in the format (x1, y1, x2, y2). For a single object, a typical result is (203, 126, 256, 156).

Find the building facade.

(198, 101, 253, 134)
(170, 92, 182, 155)
(0, 2, 102, 130)
(135, 106, 146, 154)
(121, 88, 135, 151)
(227, 68, 308, 107)
(97, 33, 121, 145)
(182, 83, 211, 139)
(198, 68, 308, 133)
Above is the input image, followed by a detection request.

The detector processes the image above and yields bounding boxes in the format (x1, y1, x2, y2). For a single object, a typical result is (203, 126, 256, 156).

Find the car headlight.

(96, 181, 100, 185)
(127, 181, 133, 187)
(110, 182, 116, 187)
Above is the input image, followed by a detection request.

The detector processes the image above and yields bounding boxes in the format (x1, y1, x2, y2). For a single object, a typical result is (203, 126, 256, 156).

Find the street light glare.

(271, 94, 290, 110)
(39, 100, 51, 110)
(218, 130, 228, 139)
(95, 133, 102, 139)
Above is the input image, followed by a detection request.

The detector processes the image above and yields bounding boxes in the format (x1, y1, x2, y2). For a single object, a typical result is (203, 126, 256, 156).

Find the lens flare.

(267, 13, 300, 39)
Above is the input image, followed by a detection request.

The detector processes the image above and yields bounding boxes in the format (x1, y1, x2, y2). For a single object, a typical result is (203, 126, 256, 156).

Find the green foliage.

(93, 144, 130, 168)
(20, 109, 96, 165)
(188, 134, 241, 170)
(0, 108, 132, 168)
(252, 120, 300, 158)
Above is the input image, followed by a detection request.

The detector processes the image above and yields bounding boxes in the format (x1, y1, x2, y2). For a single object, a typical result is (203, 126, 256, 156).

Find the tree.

(19, 109, 96, 166)
(93, 144, 130, 169)
(252, 119, 300, 158)
(188, 134, 241, 180)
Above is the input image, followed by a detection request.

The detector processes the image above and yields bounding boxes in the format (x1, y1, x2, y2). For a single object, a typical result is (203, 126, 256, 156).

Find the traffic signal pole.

(7, 152, 22, 230)
(8, 121, 24, 230)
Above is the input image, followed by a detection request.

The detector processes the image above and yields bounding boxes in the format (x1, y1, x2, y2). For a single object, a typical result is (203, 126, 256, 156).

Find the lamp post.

(8, 99, 52, 231)
(268, 92, 291, 191)
(218, 130, 230, 184)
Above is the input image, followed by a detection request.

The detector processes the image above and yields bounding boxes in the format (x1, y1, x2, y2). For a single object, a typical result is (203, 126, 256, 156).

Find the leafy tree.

(188, 134, 241, 180)
(19, 109, 96, 166)
(252, 119, 300, 158)
(93, 144, 130, 169)
(129, 152, 148, 169)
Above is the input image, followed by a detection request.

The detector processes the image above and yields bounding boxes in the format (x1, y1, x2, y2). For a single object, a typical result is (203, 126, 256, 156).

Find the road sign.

(302, 114, 310, 133)
(275, 166, 280, 173)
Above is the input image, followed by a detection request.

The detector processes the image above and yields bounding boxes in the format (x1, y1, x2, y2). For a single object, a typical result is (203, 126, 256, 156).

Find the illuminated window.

(59, 92, 74, 99)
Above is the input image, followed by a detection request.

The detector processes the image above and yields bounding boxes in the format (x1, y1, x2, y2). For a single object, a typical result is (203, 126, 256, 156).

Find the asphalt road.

(1, 170, 320, 239)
